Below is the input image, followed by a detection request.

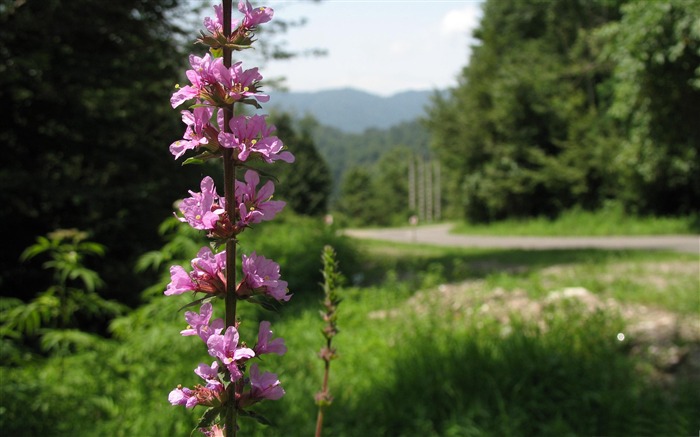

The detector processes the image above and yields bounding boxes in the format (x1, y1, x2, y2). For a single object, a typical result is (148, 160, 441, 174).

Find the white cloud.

(440, 4, 482, 38)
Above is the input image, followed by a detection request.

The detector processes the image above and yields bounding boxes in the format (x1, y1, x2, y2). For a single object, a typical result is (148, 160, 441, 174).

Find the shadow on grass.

(358, 241, 667, 288)
(324, 306, 700, 437)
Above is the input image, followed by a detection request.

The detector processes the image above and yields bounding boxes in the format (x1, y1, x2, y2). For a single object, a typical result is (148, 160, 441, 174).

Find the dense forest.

(0, 0, 327, 307)
(427, 0, 700, 222)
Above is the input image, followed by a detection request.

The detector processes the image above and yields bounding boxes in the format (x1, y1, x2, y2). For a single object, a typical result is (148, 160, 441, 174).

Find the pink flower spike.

(254, 321, 287, 356)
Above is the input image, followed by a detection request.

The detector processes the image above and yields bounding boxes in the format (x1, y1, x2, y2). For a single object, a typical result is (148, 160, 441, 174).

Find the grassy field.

(237, 240, 700, 436)
(3, 222, 698, 436)
(451, 206, 700, 236)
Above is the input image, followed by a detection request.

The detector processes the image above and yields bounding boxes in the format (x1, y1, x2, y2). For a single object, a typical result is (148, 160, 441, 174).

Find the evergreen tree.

(335, 166, 378, 226)
(427, 0, 624, 221)
(0, 0, 202, 304)
(270, 113, 333, 216)
(598, 0, 700, 215)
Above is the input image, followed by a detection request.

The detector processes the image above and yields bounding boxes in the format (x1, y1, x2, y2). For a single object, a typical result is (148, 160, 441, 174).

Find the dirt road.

(344, 223, 700, 254)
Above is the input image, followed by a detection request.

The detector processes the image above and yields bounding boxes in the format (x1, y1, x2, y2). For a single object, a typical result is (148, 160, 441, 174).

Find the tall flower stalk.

(163, 2, 292, 436)
(315, 246, 344, 437)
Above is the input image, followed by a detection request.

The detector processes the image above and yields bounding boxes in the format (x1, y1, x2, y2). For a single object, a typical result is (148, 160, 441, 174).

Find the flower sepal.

(197, 31, 254, 53)
(236, 96, 264, 110)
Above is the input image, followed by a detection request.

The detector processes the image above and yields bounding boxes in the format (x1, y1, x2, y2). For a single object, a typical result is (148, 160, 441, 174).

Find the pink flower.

(249, 363, 285, 400)
(239, 1, 274, 29)
(207, 326, 255, 381)
(194, 361, 225, 394)
(203, 4, 223, 34)
(194, 361, 221, 383)
(203, 2, 273, 36)
(200, 425, 225, 437)
(165, 265, 196, 296)
(226, 62, 269, 104)
(254, 321, 286, 356)
(218, 115, 294, 164)
(168, 362, 225, 409)
(168, 386, 197, 408)
(235, 170, 285, 227)
(165, 247, 227, 296)
(180, 303, 225, 344)
(171, 54, 267, 108)
(178, 176, 225, 231)
(238, 252, 290, 302)
(169, 106, 214, 159)
(170, 54, 217, 108)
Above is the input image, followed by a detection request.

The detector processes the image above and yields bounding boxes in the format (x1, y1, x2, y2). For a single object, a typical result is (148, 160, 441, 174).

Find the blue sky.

(252, 1, 484, 96)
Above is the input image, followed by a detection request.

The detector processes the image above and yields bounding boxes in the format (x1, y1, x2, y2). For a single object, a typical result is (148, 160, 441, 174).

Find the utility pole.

(425, 157, 433, 223)
(433, 160, 441, 221)
(408, 154, 415, 214)
(417, 156, 425, 223)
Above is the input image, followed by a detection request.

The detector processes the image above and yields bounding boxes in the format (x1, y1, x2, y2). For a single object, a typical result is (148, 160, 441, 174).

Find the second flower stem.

(222, 3, 237, 436)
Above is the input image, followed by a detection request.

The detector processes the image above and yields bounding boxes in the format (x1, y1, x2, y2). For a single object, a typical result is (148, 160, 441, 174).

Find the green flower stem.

(222, 1, 238, 436)
(315, 341, 331, 437)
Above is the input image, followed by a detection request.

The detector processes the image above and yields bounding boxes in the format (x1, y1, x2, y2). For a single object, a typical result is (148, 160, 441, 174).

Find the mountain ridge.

(268, 87, 441, 133)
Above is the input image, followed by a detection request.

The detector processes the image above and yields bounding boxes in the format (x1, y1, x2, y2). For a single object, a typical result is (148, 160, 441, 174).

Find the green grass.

(197, 243, 700, 435)
(450, 205, 699, 236)
(3, 230, 698, 436)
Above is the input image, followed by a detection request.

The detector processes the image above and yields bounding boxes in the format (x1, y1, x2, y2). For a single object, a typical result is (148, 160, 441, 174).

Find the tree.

(597, 0, 700, 215)
(269, 112, 333, 216)
(335, 166, 378, 226)
(0, 0, 205, 305)
(426, 0, 625, 222)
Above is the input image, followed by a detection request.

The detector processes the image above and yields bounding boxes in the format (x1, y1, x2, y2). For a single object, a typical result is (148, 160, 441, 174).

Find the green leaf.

(182, 150, 220, 166)
(19, 236, 52, 262)
(246, 295, 280, 312)
(193, 406, 222, 434)
(134, 250, 165, 272)
(239, 409, 273, 426)
(178, 296, 216, 313)
(182, 157, 205, 166)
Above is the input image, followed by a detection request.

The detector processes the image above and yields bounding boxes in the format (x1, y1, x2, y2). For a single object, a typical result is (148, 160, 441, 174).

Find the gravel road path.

(344, 223, 700, 254)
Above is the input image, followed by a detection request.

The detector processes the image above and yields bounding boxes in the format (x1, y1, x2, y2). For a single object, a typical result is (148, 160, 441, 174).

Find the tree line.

(426, 0, 700, 222)
(0, 0, 330, 308)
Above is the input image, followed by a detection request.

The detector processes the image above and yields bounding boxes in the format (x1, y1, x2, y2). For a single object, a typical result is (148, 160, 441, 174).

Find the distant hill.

(309, 119, 431, 198)
(268, 87, 440, 133)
